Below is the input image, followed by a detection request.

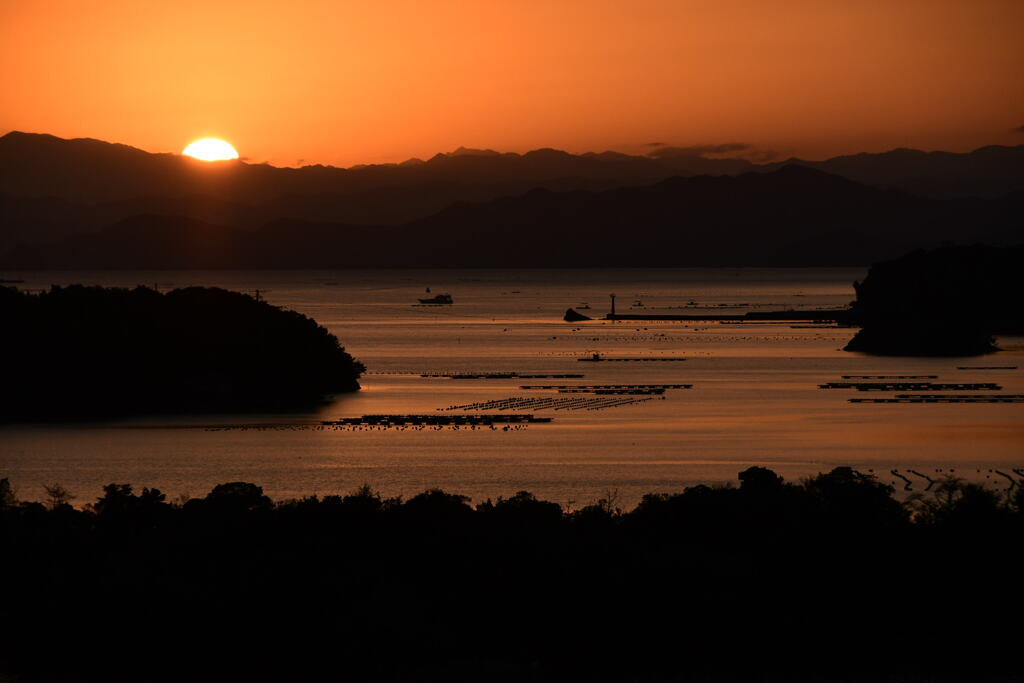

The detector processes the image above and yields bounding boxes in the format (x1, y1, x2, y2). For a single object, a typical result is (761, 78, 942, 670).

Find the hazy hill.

(6, 166, 1021, 269)
(400, 166, 1023, 267)
(770, 145, 1024, 199)
(3, 131, 1023, 255)
(0, 193, 258, 253)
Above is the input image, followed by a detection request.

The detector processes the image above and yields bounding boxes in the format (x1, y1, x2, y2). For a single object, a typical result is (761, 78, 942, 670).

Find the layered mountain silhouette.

(1, 131, 1022, 267)
(5, 165, 1021, 268)
(765, 146, 1024, 199)
(0, 131, 703, 250)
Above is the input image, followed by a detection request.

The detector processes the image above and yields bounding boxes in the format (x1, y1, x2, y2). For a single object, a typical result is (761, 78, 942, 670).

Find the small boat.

(418, 293, 453, 305)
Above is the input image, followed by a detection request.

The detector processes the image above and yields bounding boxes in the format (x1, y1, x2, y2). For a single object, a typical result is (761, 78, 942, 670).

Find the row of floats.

(321, 414, 552, 426)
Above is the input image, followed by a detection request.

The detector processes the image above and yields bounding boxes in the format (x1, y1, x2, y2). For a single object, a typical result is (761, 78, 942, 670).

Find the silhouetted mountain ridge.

(4, 130, 1023, 255)
(5, 166, 1020, 268)
(768, 144, 1024, 198)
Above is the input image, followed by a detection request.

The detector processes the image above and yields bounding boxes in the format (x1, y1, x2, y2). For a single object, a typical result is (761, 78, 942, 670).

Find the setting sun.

(182, 138, 238, 161)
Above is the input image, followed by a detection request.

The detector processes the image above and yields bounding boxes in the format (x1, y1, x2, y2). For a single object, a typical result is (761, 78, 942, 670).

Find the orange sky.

(2, 0, 1022, 167)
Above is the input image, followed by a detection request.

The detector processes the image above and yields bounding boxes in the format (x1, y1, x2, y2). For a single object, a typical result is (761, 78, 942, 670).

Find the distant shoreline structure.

(564, 294, 851, 323)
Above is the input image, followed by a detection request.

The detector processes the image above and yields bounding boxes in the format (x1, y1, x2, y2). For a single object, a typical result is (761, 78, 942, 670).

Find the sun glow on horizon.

(182, 138, 239, 161)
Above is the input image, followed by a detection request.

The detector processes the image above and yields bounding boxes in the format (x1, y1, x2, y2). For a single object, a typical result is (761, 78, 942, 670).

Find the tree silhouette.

(42, 483, 74, 510)
(0, 478, 16, 509)
(0, 469, 1021, 682)
(204, 482, 273, 513)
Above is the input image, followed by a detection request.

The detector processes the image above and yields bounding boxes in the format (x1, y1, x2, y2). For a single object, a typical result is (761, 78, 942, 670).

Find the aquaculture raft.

(820, 382, 1002, 391)
(850, 396, 1024, 403)
(440, 396, 658, 412)
(421, 373, 585, 379)
(577, 355, 687, 362)
(520, 383, 692, 395)
(322, 414, 552, 426)
(841, 375, 938, 379)
(520, 383, 691, 390)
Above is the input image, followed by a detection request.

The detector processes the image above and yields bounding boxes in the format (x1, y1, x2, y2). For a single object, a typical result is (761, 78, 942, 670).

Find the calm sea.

(2, 268, 1022, 508)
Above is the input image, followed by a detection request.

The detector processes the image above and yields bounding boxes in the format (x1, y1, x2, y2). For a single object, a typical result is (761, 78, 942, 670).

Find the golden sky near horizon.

(2, 0, 1022, 167)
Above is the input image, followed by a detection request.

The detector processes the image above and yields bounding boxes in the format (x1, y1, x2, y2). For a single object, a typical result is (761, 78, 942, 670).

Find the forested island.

(845, 244, 1024, 356)
(0, 285, 363, 419)
(0, 467, 1020, 681)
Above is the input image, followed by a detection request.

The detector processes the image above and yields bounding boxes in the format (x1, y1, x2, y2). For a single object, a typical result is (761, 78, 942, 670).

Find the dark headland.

(0, 285, 364, 420)
(844, 244, 1024, 356)
(564, 244, 1024, 357)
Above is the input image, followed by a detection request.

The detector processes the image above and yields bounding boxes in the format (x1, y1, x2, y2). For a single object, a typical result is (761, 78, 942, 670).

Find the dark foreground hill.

(4, 166, 1022, 268)
(1, 467, 1021, 682)
(845, 244, 1024, 355)
(0, 285, 363, 419)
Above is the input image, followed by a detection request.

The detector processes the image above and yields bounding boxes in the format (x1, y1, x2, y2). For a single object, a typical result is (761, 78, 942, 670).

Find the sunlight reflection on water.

(1, 268, 1021, 507)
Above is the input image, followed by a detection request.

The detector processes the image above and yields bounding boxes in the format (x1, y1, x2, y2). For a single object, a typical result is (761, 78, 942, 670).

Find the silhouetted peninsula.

(563, 307, 592, 322)
(1, 467, 1020, 682)
(845, 244, 1024, 356)
(0, 285, 363, 419)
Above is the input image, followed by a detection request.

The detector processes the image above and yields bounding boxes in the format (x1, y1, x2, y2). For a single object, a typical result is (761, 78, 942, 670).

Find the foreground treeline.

(1, 468, 1022, 682)
(0, 284, 363, 419)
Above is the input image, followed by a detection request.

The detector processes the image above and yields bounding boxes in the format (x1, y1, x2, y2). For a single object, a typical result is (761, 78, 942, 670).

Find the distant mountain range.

(1, 131, 1022, 267)
(4, 165, 1020, 269)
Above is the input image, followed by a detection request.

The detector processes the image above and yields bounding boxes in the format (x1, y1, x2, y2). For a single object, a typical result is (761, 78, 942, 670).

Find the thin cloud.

(646, 143, 750, 159)
(644, 142, 783, 163)
(1013, 125, 1024, 134)
(741, 148, 783, 163)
